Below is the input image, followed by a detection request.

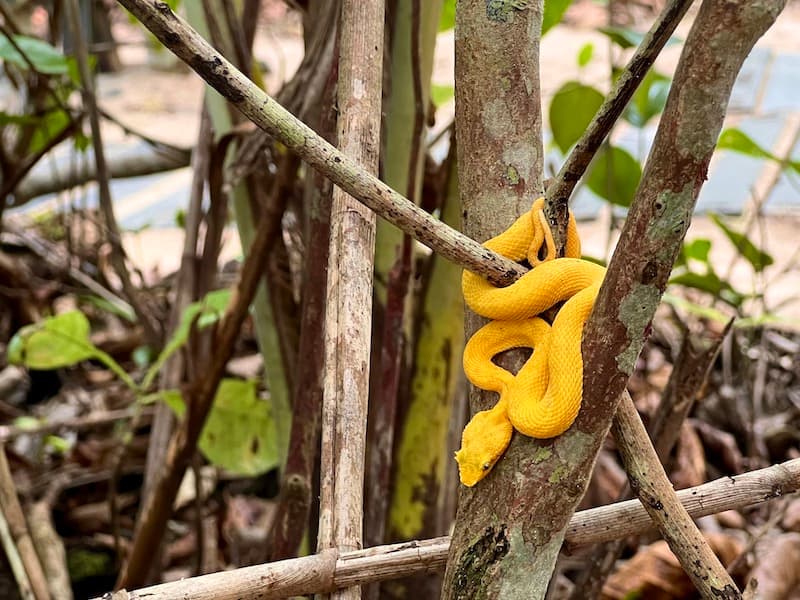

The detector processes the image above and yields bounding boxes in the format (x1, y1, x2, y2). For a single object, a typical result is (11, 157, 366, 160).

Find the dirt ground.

(100, 2, 800, 326)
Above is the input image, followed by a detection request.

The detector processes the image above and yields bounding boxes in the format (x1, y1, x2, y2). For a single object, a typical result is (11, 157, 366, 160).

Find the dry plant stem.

(544, 0, 694, 250)
(571, 325, 729, 597)
(0, 445, 50, 600)
(65, 0, 160, 347)
(0, 509, 35, 600)
(103, 458, 800, 600)
(115, 181, 287, 590)
(318, 6, 384, 600)
(0, 407, 153, 442)
(265, 13, 339, 560)
(114, 0, 525, 288)
(142, 110, 211, 505)
(613, 392, 739, 595)
(28, 501, 72, 600)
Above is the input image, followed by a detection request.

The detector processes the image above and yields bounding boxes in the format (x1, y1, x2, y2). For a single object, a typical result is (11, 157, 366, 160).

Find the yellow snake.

(455, 198, 606, 486)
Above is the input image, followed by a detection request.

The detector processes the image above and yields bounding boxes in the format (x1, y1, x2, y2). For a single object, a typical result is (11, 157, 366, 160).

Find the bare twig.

(0, 444, 50, 600)
(105, 458, 800, 600)
(571, 323, 730, 597)
(612, 392, 739, 595)
(64, 0, 160, 347)
(545, 0, 694, 251)
(0, 407, 152, 443)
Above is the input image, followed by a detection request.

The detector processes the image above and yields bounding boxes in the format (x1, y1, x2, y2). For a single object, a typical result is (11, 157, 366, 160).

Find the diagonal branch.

(544, 0, 694, 250)
(115, 0, 525, 288)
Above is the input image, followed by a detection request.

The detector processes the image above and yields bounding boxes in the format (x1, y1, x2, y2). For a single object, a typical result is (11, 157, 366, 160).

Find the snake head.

(454, 408, 513, 487)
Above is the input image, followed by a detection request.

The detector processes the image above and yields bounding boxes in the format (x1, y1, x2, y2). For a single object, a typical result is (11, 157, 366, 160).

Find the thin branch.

(114, 0, 526, 288)
(0, 444, 50, 600)
(104, 458, 800, 600)
(65, 0, 161, 347)
(0, 407, 152, 443)
(544, 0, 694, 251)
(612, 392, 739, 595)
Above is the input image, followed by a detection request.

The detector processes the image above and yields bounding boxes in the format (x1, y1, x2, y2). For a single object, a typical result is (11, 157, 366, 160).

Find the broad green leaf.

(709, 214, 774, 273)
(439, 0, 455, 31)
(669, 271, 745, 308)
(0, 35, 72, 74)
(717, 128, 800, 175)
(430, 83, 454, 108)
(549, 81, 604, 153)
(586, 145, 641, 207)
(624, 69, 671, 128)
(8, 311, 97, 369)
(577, 43, 594, 67)
(142, 288, 231, 390)
(199, 379, 279, 476)
(543, 0, 574, 36)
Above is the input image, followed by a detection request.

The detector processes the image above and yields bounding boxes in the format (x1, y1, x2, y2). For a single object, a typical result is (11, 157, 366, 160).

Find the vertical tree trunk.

(442, 1, 550, 597)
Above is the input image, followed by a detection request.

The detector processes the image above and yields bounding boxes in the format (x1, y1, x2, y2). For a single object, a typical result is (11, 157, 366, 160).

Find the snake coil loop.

(455, 198, 606, 486)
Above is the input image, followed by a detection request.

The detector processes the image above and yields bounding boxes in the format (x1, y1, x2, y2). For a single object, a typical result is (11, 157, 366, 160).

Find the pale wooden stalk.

(0, 445, 50, 600)
(318, 4, 385, 600)
(103, 458, 800, 600)
(115, 0, 525, 288)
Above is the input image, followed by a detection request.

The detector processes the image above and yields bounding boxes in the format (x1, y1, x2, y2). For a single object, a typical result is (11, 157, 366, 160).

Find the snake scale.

(455, 198, 606, 486)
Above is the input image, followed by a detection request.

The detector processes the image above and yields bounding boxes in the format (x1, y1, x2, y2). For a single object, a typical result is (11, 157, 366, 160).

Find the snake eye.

(482, 462, 491, 471)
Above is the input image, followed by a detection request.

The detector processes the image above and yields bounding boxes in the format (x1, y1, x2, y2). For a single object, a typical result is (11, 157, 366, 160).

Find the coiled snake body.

(455, 198, 606, 486)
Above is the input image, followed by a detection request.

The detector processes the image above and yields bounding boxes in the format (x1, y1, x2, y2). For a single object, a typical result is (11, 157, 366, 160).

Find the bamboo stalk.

(106, 458, 800, 600)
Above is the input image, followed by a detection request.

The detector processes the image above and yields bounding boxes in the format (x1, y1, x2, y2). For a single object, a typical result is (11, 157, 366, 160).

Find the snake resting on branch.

(455, 198, 606, 487)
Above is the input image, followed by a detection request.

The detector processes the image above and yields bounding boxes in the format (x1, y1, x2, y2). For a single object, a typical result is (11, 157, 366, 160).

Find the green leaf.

(577, 43, 594, 67)
(586, 145, 641, 207)
(709, 214, 774, 273)
(8, 311, 98, 369)
(542, 0, 574, 36)
(717, 128, 800, 175)
(0, 111, 39, 126)
(28, 108, 71, 156)
(143, 390, 186, 418)
(12, 416, 41, 431)
(549, 81, 604, 153)
(624, 69, 671, 128)
(439, 0, 455, 31)
(142, 289, 231, 390)
(669, 271, 745, 308)
(44, 434, 72, 454)
(681, 238, 712, 264)
(0, 35, 72, 74)
(430, 83, 454, 108)
(199, 379, 279, 476)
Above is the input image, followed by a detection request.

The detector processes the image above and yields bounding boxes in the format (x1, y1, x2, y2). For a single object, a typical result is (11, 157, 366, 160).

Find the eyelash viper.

(455, 197, 606, 487)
